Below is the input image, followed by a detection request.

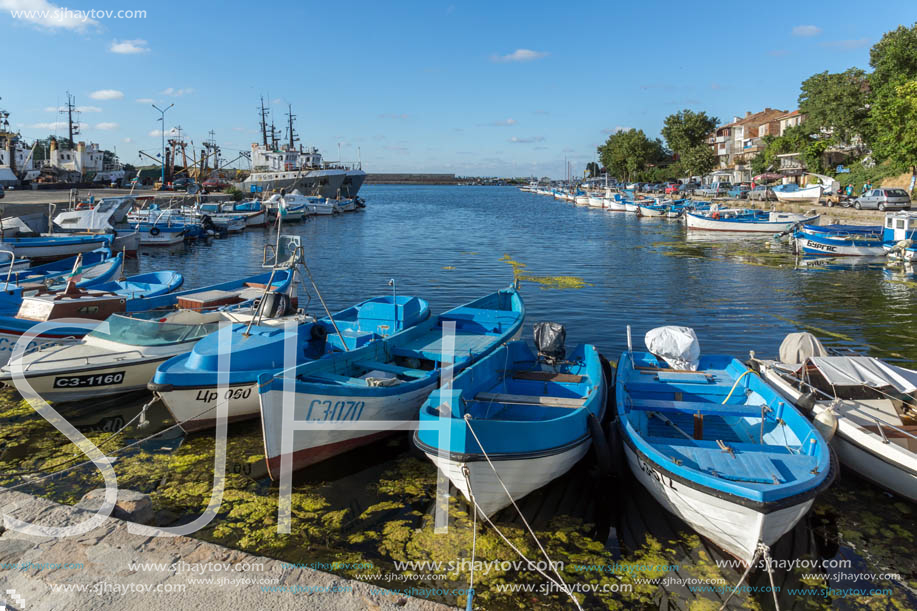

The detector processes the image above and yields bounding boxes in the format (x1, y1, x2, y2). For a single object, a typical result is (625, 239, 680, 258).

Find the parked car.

(202, 177, 230, 192)
(171, 177, 195, 190)
(664, 182, 680, 195)
(696, 182, 732, 197)
(748, 185, 775, 201)
(679, 181, 700, 195)
(0, 185, 4, 199)
(727, 184, 751, 199)
(851, 188, 911, 211)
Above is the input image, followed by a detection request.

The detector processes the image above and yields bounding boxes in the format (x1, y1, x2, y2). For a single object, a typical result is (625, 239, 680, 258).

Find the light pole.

(152, 103, 174, 189)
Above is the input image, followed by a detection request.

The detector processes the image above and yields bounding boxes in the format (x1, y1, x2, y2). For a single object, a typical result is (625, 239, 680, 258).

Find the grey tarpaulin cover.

(534, 322, 566, 361)
(779, 332, 827, 365)
(807, 356, 917, 394)
(645, 326, 700, 371)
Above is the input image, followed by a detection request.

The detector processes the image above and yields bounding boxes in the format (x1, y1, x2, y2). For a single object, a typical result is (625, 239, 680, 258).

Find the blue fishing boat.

(150, 294, 432, 432)
(0, 270, 183, 366)
(883, 211, 917, 261)
(414, 332, 604, 516)
(258, 286, 524, 478)
(0, 234, 113, 260)
(616, 326, 834, 565)
(686, 208, 819, 232)
(795, 223, 885, 256)
(0, 250, 124, 315)
(0, 269, 297, 403)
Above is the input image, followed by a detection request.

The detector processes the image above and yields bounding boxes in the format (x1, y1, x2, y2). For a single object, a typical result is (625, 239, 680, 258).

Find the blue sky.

(1, 0, 913, 177)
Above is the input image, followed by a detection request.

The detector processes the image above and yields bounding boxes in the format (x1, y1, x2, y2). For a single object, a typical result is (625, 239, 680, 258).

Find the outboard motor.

(260, 291, 292, 318)
(534, 322, 566, 364)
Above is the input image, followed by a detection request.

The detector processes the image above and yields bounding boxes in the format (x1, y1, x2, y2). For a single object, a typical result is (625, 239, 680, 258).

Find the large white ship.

(238, 100, 365, 198)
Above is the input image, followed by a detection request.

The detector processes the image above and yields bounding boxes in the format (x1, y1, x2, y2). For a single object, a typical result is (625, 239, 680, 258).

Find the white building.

(49, 140, 104, 175)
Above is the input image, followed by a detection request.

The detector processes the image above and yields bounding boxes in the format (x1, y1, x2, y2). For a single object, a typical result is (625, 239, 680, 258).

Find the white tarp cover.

(807, 356, 917, 394)
(779, 332, 828, 364)
(645, 326, 700, 371)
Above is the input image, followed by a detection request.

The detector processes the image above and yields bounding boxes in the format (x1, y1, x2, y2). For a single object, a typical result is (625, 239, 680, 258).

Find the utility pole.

(152, 103, 174, 189)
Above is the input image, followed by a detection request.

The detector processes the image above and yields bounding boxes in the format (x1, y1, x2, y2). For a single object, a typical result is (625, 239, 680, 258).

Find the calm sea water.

(5, 185, 916, 610)
(132, 185, 917, 365)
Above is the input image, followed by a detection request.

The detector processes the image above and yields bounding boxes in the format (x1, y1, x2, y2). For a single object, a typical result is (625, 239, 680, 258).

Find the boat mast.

(64, 91, 79, 147)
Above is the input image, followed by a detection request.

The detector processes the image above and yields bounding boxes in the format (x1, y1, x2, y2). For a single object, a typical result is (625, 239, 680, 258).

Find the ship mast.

(259, 96, 269, 148)
(64, 91, 80, 147)
(286, 104, 298, 149)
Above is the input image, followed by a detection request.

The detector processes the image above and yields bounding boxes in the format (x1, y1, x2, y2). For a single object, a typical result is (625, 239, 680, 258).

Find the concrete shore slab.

(0, 488, 454, 611)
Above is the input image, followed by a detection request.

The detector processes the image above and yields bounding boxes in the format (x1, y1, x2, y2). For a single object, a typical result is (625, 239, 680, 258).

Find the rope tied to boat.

(718, 542, 781, 611)
(461, 414, 583, 611)
(460, 465, 476, 611)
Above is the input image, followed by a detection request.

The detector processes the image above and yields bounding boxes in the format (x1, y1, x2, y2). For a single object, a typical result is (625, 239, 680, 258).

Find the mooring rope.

(461, 415, 583, 610)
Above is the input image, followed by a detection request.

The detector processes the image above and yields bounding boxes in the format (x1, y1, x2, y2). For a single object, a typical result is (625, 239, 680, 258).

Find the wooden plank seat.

(511, 370, 584, 383)
(624, 381, 734, 396)
(354, 360, 428, 379)
(243, 282, 283, 290)
(474, 392, 586, 409)
(629, 399, 766, 419)
(301, 371, 367, 386)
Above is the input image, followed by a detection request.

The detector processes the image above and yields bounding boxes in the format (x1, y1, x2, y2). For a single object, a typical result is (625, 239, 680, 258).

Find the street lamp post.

(152, 103, 174, 189)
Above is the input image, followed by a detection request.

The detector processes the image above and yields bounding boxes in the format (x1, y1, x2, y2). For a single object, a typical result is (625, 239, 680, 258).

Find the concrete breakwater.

(0, 487, 453, 611)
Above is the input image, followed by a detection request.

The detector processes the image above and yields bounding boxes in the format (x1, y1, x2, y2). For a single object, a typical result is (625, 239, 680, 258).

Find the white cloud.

(601, 126, 630, 134)
(95, 122, 118, 130)
(1, 0, 98, 31)
(149, 127, 179, 138)
(109, 38, 149, 54)
(30, 120, 88, 131)
(490, 118, 516, 126)
(89, 89, 124, 100)
(491, 49, 549, 63)
(509, 136, 545, 143)
(792, 25, 821, 37)
(161, 87, 193, 96)
(122, 137, 133, 143)
(136, 98, 155, 103)
(44, 105, 102, 113)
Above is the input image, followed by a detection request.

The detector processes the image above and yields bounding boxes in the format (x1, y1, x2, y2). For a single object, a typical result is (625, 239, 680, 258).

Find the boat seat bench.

(474, 392, 586, 409)
(354, 360, 427, 378)
(624, 381, 737, 397)
(644, 436, 819, 484)
(629, 399, 767, 419)
(301, 372, 367, 386)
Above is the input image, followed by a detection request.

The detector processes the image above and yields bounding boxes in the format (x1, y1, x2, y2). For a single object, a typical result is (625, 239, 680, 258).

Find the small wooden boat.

(0, 270, 183, 366)
(415, 338, 604, 516)
(638, 203, 668, 217)
(574, 195, 590, 206)
(258, 286, 524, 478)
(686, 208, 819, 232)
(133, 223, 188, 246)
(0, 234, 114, 261)
(0, 270, 296, 403)
(752, 334, 917, 502)
(794, 224, 885, 257)
(616, 328, 834, 565)
(150, 295, 431, 432)
(773, 184, 823, 204)
(587, 196, 604, 208)
(219, 201, 268, 227)
(604, 196, 626, 212)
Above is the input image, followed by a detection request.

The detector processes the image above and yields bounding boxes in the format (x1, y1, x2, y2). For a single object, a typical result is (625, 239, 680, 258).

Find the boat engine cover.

(778, 332, 827, 365)
(260, 292, 292, 318)
(645, 326, 700, 371)
(534, 321, 566, 362)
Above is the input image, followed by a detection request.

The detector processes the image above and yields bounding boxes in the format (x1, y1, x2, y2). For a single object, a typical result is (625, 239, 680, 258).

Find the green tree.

(679, 144, 717, 177)
(869, 23, 917, 92)
(597, 129, 665, 181)
(585, 161, 601, 178)
(798, 68, 870, 143)
(871, 79, 917, 178)
(661, 109, 718, 157)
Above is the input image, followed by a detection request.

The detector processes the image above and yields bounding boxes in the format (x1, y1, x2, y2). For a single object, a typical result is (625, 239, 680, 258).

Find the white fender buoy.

(814, 407, 838, 442)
